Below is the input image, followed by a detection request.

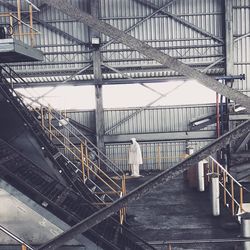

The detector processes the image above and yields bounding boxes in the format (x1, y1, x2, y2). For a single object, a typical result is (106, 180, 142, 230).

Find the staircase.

(0, 66, 155, 249)
(36, 105, 126, 206)
(0, 65, 125, 205)
(206, 156, 250, 216)
(0, 138, 153, 249)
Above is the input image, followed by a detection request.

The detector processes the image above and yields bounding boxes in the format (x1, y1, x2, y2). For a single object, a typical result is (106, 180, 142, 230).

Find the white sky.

(17, 80, 216, 110)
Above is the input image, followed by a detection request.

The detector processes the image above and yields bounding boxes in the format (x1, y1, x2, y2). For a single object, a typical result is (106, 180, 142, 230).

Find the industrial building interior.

(0, 0, 250, 249)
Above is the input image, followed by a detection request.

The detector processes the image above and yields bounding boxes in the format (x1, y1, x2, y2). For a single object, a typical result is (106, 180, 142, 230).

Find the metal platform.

(0, 38, 43, 63)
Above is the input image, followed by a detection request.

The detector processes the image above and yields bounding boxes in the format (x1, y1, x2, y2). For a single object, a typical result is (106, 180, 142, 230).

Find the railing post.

(21, 245, 27, 250)
(80, 143, 85, 180)
(40, 106, 44, 128)
(9, 13, 13, 38)
(207, 158, 211, 183)
(29, 4, 34, 46)
(240, 186, 244, 213)
(120, 174, 127, 225)
(17, 0, 22, 37)
(84, 140, 90, 178)
(48, 106, 52, 141)
(231, 178, 235, 216)
(212, 159, 214, 173)
(157, 144, 161, 170)
(122, 174, 126, 215)
(223, 172, 227, 206)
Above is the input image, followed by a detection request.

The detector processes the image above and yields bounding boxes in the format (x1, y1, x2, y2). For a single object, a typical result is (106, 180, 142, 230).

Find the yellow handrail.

(21, 245, 27, 250)
(208, 156, 246, 216)
(0, 1, 40, 46)
(42, 125, 120, 194)
(28, 103, 127, 223)
(43, 109, 122, 189)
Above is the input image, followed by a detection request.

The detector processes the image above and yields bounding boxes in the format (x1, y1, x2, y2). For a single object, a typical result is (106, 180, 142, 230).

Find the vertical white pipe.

(197, 160, 205, 192)
(211, 174, 220, 216)
(242, 213, 250, 250)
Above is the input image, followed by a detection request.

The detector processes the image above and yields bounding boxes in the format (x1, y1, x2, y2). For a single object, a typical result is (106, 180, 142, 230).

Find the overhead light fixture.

(193, 118, 210, 126)
(234, 106, 246, 113)
(91, 37, 100, 45)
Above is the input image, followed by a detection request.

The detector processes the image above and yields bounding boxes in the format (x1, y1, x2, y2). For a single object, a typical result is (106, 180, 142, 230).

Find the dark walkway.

(125, 171, 241, 250)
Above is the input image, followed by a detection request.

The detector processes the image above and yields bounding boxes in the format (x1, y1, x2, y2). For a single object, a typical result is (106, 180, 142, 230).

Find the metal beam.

(62, 63, 92, 84)
(90, 0, 105, 153)
(37, 119, 250, 250)
(224, 0, 234, 76)
(101, 0, 175, 50)
(104, 82, 185, 134)
(102, 62, 166, 96)
(40, 0, 250, 111)
(104, 131, 216, 143)
(133, 0, 224, 44)
(34, 17, 89, 47)
(234, 32, 250, 42)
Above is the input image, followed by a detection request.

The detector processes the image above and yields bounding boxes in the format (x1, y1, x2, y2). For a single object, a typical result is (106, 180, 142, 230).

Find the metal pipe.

(223, 172, 227, 206)
(16, 0, 22, 36)
(241, 213, 250, 250)
(29, 4, 34, 46)
(197, 160, 205, 192)
(240, 187, 244, 213)
(0, 225, 34, 250)
(211, 174, 220, 216)
(149, 237, 250, 245)
(80, 143, 85, 180)
(216, 92, 220, 138)
(231, 178, 235, 215)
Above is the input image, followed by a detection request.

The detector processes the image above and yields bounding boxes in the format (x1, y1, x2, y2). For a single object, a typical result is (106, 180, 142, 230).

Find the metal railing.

(0, 0, 40, 46)
(206, 156, 248, 216)
(0, 224, 34, 250)
(0, 65, 127, 224)
(149, 237, 250, 250)
(106, 149, 187, 171)
(33, 104, 127, 224)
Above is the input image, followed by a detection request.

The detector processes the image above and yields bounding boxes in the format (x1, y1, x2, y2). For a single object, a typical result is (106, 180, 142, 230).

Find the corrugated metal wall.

(104, 104, 216, 135)
(100, 0, 223, 66)
(106, 139, 212, 171)
(66, 109, 96, 132)
(233, 0, 250, 94)
(65, 103, 216, 135)
(65, 104, 216, 170)
(0, 0, 223, 78)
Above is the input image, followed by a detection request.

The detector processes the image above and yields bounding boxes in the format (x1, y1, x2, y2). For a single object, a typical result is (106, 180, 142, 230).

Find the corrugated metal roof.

(0, 0, 249, 91)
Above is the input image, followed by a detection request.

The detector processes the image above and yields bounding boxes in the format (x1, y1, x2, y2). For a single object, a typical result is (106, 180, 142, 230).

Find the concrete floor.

(125, 171, 241, 250)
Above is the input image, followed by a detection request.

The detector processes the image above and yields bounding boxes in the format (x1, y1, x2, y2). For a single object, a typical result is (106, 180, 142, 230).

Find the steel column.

(37, 119, 250, 250)
(224, 0, 234, 76)
(90, 0, 105, 153)
(40, 0, 250, 110)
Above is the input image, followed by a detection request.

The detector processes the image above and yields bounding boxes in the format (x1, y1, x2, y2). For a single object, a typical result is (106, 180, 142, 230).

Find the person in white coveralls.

(128, 138, 143, 177)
